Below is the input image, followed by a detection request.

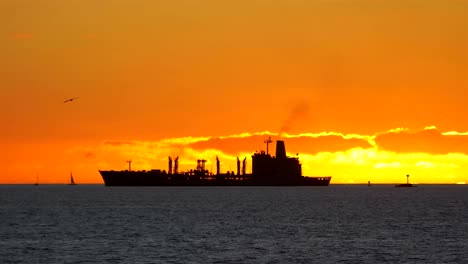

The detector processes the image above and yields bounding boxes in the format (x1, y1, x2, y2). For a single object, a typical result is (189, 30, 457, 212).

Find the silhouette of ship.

(99, 138, 331, 186)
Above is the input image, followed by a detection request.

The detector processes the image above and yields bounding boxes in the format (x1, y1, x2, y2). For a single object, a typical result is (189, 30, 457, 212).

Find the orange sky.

(1, 0, 467, 184)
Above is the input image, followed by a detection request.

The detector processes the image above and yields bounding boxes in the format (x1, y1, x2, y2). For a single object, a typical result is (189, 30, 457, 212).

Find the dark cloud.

(189, 134, 372, 155)
(189, 135, 269, 155)
(375, 129, 468, 154)
(103, 141, 136, 146)
(282, 136, 372, 154)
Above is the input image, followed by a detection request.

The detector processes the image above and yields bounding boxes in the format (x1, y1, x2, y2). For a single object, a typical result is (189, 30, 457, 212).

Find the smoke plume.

(279, 101, 310, 136)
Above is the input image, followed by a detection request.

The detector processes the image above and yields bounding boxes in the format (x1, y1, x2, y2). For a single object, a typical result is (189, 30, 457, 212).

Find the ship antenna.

(264, 136, 273, 155)
(126, 160, 132, 171)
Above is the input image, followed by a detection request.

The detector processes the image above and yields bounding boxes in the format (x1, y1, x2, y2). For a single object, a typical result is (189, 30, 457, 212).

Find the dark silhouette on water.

(99, 138, 332, 186)
(395, 174, 415, 187)
(34, 174, 39, 186)
(68, 172, 77, 185)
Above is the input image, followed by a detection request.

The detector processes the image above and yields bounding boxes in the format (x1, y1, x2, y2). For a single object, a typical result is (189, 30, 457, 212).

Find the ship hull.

(395, 183, 416, 187)
(99, 171, 331, 186)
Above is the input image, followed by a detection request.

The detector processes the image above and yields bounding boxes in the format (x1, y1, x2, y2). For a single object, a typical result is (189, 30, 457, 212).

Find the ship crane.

(264, 136, 272, 155)
(242, 157, 247, 175)
(174, 157, 179, 174)
(196, 159, 207, 172)
(168, 156, 173, 174)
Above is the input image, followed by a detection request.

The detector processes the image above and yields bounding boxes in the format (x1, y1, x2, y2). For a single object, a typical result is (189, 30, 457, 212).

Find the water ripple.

(0, 185, 467, 263)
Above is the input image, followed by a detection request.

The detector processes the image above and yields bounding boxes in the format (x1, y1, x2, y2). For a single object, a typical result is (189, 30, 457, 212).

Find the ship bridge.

(252, 139, 302, 183)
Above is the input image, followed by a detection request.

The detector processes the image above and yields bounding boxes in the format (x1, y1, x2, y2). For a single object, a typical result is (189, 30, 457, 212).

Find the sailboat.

(68, 172, 77, 185)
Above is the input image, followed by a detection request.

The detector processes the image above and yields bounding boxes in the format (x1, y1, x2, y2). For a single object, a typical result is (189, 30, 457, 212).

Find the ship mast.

(264, 136, 272, 155)
(126, 160, 132, 171)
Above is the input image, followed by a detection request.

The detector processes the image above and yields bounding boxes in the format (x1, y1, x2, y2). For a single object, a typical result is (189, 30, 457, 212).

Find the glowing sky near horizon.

(1, 0, 467, 183)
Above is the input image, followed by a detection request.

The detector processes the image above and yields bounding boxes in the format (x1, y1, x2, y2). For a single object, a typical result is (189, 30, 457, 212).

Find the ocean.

(0, 185, 466, 263)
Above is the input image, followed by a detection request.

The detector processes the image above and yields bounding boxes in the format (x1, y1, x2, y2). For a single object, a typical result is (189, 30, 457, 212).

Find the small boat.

(68, 172, 77, 185)
(34, 174, 39, 186)
(395, 174, 415, 187)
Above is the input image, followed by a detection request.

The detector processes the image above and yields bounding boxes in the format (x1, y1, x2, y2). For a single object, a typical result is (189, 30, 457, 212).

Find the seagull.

(64, 97, 79, 103)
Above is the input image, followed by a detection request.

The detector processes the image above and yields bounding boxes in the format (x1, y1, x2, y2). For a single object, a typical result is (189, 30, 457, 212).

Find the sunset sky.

(1, 0, 467, 184)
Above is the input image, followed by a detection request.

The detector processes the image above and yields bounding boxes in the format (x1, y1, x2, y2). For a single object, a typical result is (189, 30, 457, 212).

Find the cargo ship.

(99, 138, 331, 186)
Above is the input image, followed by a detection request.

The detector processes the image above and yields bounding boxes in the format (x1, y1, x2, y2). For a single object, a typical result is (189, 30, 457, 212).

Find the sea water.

(0, 185, 467, 263)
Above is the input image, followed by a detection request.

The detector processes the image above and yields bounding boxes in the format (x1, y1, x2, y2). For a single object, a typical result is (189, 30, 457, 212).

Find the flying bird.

(64, 97, 79, 103)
